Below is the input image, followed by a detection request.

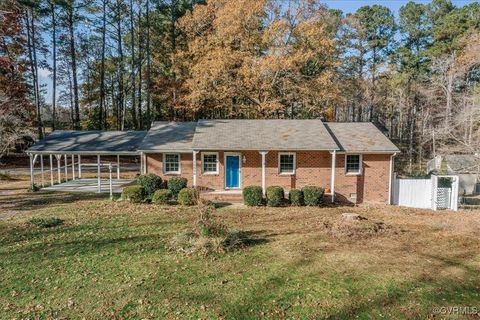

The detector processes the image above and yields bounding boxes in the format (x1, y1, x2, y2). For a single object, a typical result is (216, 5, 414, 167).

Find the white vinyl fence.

(392, 175, 459, 211)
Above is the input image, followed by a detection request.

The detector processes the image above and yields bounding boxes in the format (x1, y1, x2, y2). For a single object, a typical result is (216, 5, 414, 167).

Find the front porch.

(199, 189, 243, 203)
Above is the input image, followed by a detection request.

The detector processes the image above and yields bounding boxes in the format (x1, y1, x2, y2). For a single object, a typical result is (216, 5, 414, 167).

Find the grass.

(1, 178, 480, 319)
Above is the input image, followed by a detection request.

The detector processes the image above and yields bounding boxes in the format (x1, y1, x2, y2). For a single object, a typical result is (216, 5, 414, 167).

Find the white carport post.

(109, 163, 113, 199)
(64, 154, 68, 181)
(330, 150, 336, 203)
(192, 150, 199, 187)
(29, 153, 34, 187)
(40, 154, 45, 187)
(49, 154, 54, 186)
(97, 155, 101, 193)
(71, 154, 75, 180)
(55, 154, 61, 183)
(117, 155, 120, 179)
(78, 155, 82, 178)
(259, 151, 268, 196)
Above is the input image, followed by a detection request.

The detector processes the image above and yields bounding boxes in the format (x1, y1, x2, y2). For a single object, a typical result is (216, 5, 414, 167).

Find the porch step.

(200, 191, 244, 203)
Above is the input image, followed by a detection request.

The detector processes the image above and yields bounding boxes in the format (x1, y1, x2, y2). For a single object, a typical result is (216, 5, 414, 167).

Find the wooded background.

(1, 0, 479, 174)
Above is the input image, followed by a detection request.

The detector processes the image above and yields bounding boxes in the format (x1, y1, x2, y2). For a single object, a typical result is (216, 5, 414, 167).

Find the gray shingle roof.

(192, 119, 339, 151)
(444, 155, 480, 173)
(138, 121, 196, 152)
(27, 131, 147, 154)
(324, 122, 399, 153)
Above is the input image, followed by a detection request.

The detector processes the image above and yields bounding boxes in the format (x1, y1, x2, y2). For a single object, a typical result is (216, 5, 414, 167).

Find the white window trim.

(278, 152, 296, 175)
(345, 154, 362, 176)
(201, 152, 219, 175)
(163, 153, 181, 175)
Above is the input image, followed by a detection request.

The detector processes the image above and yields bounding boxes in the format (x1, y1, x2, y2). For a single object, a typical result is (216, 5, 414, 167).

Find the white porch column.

(117, 155, 120, 179)
(259, 151, 268, 196)
(71, 154, 75, 180)
(29, 154, 34, 187)
(78, 155, 82, 178)
(64, 154, 68, 181)
(55, 154, 61, 183)
(192, 150, 199, 187)
(141, 152, 147, 174)
(49, 154, 54, 186)
(97, 155, 101, 193)
(40, 154, 45, 187)
(330, 150, 336, 203)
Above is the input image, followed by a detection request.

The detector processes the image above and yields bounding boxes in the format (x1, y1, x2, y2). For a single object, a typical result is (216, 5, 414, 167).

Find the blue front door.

(226, 155, 240, 188)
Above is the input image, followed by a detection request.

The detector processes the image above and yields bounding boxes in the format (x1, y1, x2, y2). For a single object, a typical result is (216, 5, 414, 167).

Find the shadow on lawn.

(323, 252, 480, 319)
(216, 250, 480, 319)
(0, 191, 108, 212)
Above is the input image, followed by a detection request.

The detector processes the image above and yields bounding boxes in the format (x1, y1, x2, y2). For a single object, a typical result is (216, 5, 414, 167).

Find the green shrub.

(28, 183, 40, 192)
(302, 186, 325, 206)
(122, 185, 145, 203)
(137, 174, 163, 195)
(178, 188, 198, 206)
(266, 186, 284, 207)
(289, 189, 304, 206)
(29, 217, 63, 228)
(243, 186, 263, 206)
(152, 189, 172, 204)
(168, 177, 188, 198)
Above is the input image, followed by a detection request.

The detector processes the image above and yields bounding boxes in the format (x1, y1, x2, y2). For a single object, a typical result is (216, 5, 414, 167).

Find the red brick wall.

(146, 151, 392, 204)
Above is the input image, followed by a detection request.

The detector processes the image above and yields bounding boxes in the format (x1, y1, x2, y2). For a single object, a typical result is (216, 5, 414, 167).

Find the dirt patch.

(321, 218, 396, 240)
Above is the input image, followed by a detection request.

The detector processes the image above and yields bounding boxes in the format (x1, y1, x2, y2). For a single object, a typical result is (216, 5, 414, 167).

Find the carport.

(26, 131, 147, 194)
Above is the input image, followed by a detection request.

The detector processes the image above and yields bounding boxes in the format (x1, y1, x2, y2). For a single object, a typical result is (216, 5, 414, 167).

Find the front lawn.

(1, 180, 479, 319)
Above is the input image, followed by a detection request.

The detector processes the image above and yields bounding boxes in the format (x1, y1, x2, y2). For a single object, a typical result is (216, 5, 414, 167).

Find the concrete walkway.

(42, 178, 135, 193)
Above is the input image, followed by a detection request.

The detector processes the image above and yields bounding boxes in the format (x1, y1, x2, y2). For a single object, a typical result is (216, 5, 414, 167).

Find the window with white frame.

(164, 153, 180, 174)
(279, 153, 295, 175)
(202, 152, 219, 174)
(345, 154, 362, 175)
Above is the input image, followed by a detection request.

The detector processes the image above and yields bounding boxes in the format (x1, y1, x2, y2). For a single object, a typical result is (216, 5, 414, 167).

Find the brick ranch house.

(138, 120, 400, 204)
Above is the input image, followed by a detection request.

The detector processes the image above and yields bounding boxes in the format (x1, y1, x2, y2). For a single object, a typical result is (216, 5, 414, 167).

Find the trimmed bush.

(28, 183, 40, 192)
(168, 177, 188, 198)
(152, 189, 172, 204)
(29, 217, 63, 228)
(122, 185, 145, 203)
(178, 188, 198, 206)
(137, 174, 163, 196)
(289, 189, 304, 206)
(302, 186, 325, 206)
(243, 186, 263, 206)
(266, 186, 284, 207)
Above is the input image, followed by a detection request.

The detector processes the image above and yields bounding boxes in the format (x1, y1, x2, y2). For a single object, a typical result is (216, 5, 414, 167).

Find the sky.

(38, 0, 479, 103)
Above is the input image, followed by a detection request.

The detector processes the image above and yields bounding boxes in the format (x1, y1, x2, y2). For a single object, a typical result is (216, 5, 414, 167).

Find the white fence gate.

(392, 175, 459, 211)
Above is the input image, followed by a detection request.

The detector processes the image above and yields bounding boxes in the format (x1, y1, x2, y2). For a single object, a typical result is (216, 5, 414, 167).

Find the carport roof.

(26, 130, 147, 155)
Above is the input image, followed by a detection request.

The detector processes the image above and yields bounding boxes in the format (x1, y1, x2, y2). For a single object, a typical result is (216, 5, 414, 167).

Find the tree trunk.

(51, 2, 57, 131)
(26, 10, 43, 139)
(99, 0, 107, 130)
(137, 0, 143, 129)
(129, 0, 137, 128)
(145, 0, 151, 128)
(116, 0, 125, 130)
(68, 8, 81, 130)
